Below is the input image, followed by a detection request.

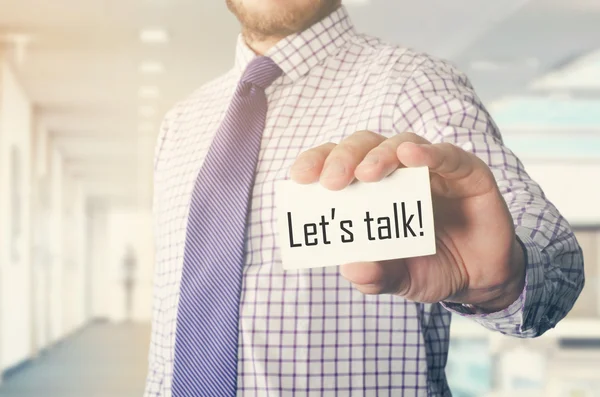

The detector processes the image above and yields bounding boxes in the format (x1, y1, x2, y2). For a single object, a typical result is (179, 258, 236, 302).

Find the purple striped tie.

(172, 56, 282, 396)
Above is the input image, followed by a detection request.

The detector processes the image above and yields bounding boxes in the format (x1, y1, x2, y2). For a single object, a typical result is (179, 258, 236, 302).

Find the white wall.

(31, 122, 52, 354)
(105, 209, 154, 322)
(89, 203, 110, 320)
(48, 147, 65, 343)
(88, 205, 154, 322)
(61, 178, 88, 334)
(44, 146, 90, 341)
(0, 61, 90, 372)
(0, 60, 33, 369)
(523, 161, 600, 226)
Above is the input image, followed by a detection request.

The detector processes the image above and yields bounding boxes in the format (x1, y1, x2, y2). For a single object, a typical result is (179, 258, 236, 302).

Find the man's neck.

(243, 33, 284, 56)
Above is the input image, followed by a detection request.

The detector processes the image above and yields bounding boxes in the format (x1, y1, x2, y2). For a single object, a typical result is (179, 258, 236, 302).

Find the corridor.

(0, 323, 150, 397)
(1, 0, 600, 396)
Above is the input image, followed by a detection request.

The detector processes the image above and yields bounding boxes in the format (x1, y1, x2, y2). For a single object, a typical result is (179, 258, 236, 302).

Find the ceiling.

(455, 0, 600, 102)
(1, 0, 599, 207)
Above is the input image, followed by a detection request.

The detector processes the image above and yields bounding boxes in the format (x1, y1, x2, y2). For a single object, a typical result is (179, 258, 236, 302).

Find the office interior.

(0, 0, 599, 396)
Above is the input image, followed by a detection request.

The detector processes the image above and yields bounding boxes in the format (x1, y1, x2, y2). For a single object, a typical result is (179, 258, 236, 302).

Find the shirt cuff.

(441, 227, 545, 335)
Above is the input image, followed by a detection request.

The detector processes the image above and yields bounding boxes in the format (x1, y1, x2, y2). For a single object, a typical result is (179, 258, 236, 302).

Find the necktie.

(172, 56, 282, 396)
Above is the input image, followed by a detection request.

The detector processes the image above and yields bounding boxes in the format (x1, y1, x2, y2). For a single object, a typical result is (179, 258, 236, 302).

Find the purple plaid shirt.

(145, 6, 584, 396)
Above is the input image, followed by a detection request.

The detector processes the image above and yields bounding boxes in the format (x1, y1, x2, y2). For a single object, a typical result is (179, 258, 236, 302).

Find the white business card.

(276, 166, 436, 270)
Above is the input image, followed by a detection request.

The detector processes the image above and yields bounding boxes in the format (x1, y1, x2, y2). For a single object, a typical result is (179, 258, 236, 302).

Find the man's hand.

(290, 131, 526, 313)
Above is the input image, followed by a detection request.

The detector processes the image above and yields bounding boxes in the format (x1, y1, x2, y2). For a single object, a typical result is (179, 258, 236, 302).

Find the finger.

(340, 260, 410, 296)
(397, 142, 495, 197)
(320, 130, 386, 190)
(355, 132, 430, 183)
(290, 142, 337, 184)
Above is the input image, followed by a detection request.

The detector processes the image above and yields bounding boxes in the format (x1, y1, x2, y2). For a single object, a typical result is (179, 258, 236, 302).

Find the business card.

(276, 166, 436, 270)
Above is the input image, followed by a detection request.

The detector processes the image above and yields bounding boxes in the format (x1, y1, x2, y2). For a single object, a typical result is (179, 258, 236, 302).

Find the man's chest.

(154, 77, 400, 274)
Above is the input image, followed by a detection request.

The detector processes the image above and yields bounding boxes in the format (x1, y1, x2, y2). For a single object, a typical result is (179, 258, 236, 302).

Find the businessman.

(145, 1, 584, 396)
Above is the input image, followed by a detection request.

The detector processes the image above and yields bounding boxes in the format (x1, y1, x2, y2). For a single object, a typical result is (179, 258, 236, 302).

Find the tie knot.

(241, 56, 283, 90)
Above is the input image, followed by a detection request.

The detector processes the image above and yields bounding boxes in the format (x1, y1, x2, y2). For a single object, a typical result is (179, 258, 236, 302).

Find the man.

(122, 245, 137, 322)
(145, 1, 584, 396)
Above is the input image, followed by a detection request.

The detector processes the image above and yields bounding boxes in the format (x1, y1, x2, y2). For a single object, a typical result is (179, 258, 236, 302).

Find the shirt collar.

(234, 5, 356, 83)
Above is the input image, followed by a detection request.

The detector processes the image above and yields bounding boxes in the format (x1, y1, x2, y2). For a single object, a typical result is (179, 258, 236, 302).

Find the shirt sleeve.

(392, 55, 585, 338)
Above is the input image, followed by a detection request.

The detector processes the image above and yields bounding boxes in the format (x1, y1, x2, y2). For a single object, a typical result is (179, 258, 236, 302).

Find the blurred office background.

(0, 0, 599, 396)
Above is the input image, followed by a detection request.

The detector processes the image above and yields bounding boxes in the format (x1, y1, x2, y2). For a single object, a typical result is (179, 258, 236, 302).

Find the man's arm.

(396, 56, 585, 337)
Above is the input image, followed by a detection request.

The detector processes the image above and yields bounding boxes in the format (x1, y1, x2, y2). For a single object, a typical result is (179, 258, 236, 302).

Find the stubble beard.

(226, 0, 341, 43)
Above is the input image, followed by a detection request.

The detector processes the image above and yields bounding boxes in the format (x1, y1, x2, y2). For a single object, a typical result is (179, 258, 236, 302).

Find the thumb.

(340, 260, 411, 296)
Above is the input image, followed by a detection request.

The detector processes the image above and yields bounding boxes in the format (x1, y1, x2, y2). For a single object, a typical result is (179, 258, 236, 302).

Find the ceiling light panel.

(139, 61, 165, 74)
(140, 28, 170, 44)
(138, 122, 155, 133)
(139, 86, 160, 99)
(139, 105, 157, 118)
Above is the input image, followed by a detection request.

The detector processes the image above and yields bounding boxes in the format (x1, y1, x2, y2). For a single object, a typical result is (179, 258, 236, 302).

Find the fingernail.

(293, 160, 315, 173)
(361, 154, 379, 167)
(322, 160, 346, 179)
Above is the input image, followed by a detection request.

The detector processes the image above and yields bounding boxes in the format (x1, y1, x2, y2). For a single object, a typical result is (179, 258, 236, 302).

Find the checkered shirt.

(144, 6, 584, 397)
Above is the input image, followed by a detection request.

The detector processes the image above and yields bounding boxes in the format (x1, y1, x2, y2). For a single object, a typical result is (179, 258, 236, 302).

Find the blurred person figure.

(122, 245, 137, 323)
(145, 1, 585, 396)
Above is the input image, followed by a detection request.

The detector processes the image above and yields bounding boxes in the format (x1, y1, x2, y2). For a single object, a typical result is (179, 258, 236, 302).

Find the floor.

(0, 322, 151, 397)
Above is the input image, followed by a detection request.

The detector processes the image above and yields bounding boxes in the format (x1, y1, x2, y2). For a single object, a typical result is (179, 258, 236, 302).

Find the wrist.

(474, 236, 526, 313)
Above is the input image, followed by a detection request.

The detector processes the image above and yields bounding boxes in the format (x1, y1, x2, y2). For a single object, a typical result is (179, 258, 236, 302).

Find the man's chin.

(229, 0, 339, 40)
